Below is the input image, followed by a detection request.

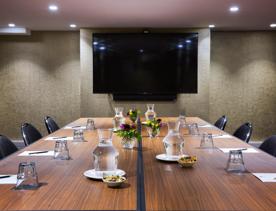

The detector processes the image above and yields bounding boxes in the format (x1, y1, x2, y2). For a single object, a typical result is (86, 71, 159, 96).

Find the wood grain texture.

(143, 117, 276, 211)
(0, 118, 137, 211)
(1, 117, 276, 211)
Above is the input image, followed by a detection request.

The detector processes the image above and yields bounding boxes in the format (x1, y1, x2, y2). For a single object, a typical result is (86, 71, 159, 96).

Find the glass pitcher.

(145, 104, 157, 121)
(92, 129, 119, 171)
(163, 121, 184, 156)
(112, 107, 125, 130)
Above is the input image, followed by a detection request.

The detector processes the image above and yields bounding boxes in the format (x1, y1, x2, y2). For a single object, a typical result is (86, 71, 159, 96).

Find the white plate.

(156, 154, 188, 162)
(83, 169, 126, 180)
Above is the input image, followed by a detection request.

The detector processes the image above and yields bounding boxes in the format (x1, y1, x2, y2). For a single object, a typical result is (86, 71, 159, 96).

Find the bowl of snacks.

(178, 156, 197, 168)
(102, 175, 127, 188)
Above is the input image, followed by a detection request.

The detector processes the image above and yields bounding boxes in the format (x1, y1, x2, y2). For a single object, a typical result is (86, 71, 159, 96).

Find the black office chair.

(233, 122, 253, 143)
(214, 115, 228, 130)
(44, 116, 60, 134)
(0, 135, 18, 159)
(259, 135, 276, 157)
(21, 123, 42, 146)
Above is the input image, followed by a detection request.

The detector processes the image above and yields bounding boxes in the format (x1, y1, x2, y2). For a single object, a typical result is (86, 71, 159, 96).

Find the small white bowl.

(102, 176, 127, 188)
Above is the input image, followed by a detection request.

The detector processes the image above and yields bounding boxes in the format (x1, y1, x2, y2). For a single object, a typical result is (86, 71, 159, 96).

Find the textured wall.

(210, 32, 276, 141)
(80, 28, 211, 119)
(0, 32, 80, 139)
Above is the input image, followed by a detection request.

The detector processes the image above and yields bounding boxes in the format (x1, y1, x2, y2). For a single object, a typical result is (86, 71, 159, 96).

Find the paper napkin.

(218, 148, 259, 153)
(0, 175, 17, 184)
(18, 151, 55, 156)
(252, 173, 276, 182)
(45, 136, 73, 141)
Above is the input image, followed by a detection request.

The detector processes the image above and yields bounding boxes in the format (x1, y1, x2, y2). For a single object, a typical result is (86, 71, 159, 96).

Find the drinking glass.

(200, 133, 214, 148)
(188, 123, 200, 135)
(86, 119, 96, 130)
(226, 150, 246, 173)
(177, 115, 187, 127)
(73, 129, 84, 142)
(54, 139, 70, 160)
(16, 162, 39, 190)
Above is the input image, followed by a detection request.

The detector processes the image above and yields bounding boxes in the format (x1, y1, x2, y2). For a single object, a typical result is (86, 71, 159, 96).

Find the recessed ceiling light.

(209, 24, 215, 28)
(270, 23, 276, 28)
(99, 46, 106, 50)
(8, 23, 15, 27)
(229, 6, 239, 12)
(177, 44, 183, 48)
(48, 4, 58, 11)
(70, 24, 77, 28)
(93, 42, 98, 45)
(185, 40, 191, 43)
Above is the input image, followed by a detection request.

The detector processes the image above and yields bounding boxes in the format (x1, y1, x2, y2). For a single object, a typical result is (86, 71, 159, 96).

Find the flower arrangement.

(114, 123, 141, 148)
(142, 118, 163, 138)
(127, 108, 140, 123)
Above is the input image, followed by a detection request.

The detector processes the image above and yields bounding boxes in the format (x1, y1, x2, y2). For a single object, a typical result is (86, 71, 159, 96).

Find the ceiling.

(0, 0, 276, 31)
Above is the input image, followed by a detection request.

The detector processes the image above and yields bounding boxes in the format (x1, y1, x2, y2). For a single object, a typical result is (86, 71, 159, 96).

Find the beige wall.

(0, 32, 80, 139)
(80, 28, 211, 120)
(210, 31, 276, 141)
(1, 30, 275, 141)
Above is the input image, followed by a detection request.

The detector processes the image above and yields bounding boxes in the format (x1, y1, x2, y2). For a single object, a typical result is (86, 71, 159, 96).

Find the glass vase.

(162, 121, 184, 156)
(146, 127, 160, 138)
(145, 104, 157, 121)
(121, 137, 136, 149)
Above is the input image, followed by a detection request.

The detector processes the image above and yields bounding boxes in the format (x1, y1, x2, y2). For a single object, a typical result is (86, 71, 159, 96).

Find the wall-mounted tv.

(93, 33, 198, 101)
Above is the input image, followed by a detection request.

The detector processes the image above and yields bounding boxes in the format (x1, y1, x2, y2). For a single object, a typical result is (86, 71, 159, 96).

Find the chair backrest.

(233, 122, 253, 143)
(44, 116, 60, 134)
(0, 135, 18, 159)
(21, 123, 42, 146)
(259, 135, 276, 157)
(214, 115, 228, 130)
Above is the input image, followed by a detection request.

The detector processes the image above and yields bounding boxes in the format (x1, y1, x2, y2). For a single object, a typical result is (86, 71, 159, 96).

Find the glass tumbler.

(200, 133, 214, 148)
(86, 119, 96, 130)
(73, 129, 84, 142)
(177, 115, 187, 127)
(54, 139, 70, 160)
(16, 162, 39, 190)
(226, 150, 246, 173)
(188, 123, 200, 135)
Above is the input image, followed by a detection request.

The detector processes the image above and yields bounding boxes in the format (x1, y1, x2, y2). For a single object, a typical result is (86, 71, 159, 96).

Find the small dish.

(83, 169, 126, 180)
(178, 156, 197, 167)
(102, 175, 127, 188)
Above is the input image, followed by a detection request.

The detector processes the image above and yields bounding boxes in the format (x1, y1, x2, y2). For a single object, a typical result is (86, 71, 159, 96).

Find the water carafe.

(113, 107, 125, 130)
(145, 104, 157, 121)
(163, 121, 184, 156)
(92, 129, 119, 171)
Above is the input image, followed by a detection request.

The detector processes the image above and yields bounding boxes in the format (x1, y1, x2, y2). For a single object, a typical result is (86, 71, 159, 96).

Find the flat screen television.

(93, 33, 198, 101)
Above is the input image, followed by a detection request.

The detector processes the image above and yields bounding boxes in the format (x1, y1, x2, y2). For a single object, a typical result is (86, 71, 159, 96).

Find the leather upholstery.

(21, 123, 42, 146)
(0, 135, 18, 159)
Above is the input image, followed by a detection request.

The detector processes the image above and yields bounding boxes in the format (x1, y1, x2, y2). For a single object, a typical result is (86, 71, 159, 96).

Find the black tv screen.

(93, 33, 198, 97)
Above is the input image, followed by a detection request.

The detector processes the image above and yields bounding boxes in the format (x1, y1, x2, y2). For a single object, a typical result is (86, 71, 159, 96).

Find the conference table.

(0, 117, 275, 211)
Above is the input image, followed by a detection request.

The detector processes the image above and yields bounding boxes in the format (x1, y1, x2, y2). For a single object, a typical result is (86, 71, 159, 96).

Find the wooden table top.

(143, 117, 276, 211)
(0, 118, 137, 211)
(0, 117, 275, 211)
